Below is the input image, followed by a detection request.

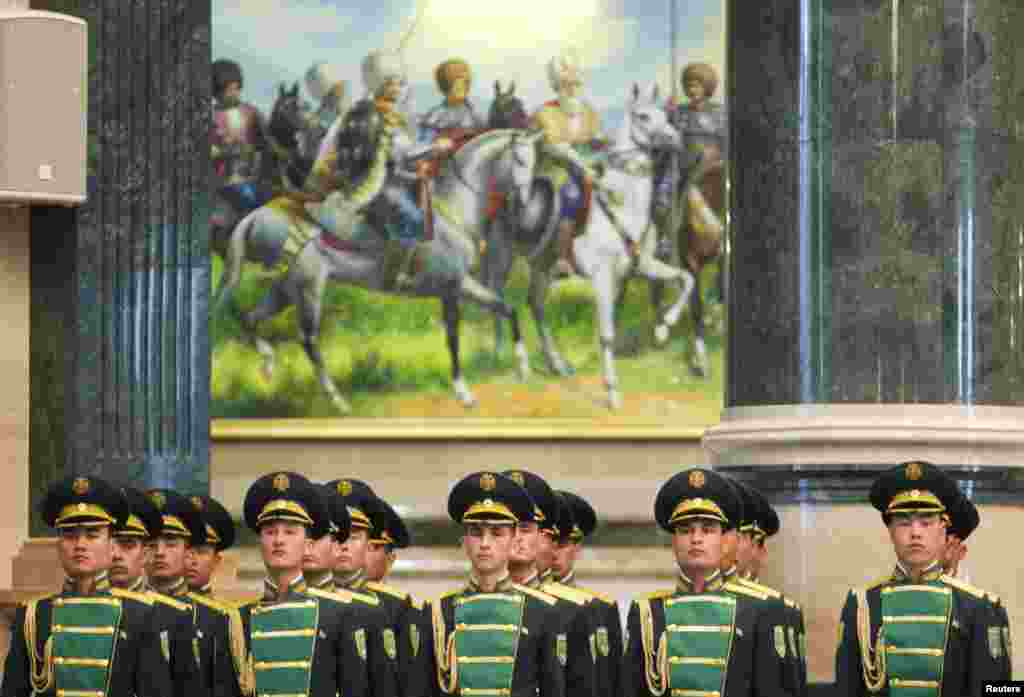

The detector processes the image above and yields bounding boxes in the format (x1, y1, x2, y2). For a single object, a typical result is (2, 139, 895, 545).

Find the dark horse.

(210, 82, 313, 259)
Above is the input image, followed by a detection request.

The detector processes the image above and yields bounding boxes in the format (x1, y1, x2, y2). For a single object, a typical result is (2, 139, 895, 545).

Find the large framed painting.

(209, 0, 727, 439)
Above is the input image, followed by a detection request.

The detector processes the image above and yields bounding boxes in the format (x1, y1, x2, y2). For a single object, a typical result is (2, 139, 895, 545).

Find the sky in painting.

(212, 0, 724, 130)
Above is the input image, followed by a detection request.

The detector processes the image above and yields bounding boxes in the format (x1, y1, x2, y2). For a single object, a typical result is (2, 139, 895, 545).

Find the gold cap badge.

(906, 462, 923, 480)
(72, 478, 90, 496)
(149, 491, 166, 509)
(508, 471, 525, 487)
(273, 473, 290, 492)
(338, 480, 353, 496)
(689, 470, 706, 488)
(190, 496, 204, 511)
(480, 473, 496, 492)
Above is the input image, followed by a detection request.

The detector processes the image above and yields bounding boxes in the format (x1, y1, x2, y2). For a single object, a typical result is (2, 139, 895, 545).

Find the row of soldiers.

(0, 461, 1012, 696)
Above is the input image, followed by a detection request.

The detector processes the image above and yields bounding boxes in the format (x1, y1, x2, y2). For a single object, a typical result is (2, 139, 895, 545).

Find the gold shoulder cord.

(432, 600, 458, 694)
(25, 599, 54, 695)
(638, 598, 668, 696)
(853, 589, 886, 692)
(227, 605, 255, 697)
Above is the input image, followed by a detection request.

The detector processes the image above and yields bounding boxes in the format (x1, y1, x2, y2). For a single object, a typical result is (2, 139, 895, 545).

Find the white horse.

(487, 86, 696, 409)
(213, 129, 541, 413)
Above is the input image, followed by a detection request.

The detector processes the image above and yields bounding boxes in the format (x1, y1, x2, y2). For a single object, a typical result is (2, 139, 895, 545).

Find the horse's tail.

(213, 208, 258, 312)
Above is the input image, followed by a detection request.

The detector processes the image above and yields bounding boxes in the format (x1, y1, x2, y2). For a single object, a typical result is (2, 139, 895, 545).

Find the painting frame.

(209, 0, 727, 441)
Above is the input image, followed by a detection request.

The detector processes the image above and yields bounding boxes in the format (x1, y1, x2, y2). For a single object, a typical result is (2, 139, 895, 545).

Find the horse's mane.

(452, 129, 519, 170)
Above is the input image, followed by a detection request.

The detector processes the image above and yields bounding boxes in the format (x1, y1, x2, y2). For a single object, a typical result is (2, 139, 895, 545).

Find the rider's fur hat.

(547, 49, 583, 92)
(361, 50, 407, 97)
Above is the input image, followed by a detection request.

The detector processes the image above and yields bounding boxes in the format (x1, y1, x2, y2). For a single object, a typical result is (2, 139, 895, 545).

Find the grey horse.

(213, 128, 542, 413)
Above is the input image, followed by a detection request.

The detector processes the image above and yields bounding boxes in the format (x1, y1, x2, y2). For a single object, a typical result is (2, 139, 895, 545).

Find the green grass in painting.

(210, 254, 724, 418)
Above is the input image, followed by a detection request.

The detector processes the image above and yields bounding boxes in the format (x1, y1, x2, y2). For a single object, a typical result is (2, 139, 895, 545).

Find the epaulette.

(306, 587, 353, 604)
(187, 591, 232, 615)
(365, 581, 409, 602)
(148, 591, 190, 612)
(941, 574, 987, 600)
(784, 597, 802, 612)
(724, 581, 769, 601)
(438, 589, 459, 602)
(987, 593, 1002, 607)
(736, 578, 782, 599)
(865, 575, 891, 591)
(643, 589, 674, 601)
(540, 581, 590, 606)
(343, 588, 380, 607)
(410, 596, 424, 611)
(512, 583, 557, 606)
(111, 588, 154, 605)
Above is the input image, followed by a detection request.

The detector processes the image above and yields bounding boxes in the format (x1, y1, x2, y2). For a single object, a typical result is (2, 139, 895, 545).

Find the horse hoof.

(654, 324, 670, 346)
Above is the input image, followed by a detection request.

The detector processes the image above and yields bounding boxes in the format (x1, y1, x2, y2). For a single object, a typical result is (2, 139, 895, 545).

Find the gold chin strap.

(638, 598, 668, 696)
(25, 598, 55, 695)
(432, 600, 458, 694)
(854, 589, 887, 692)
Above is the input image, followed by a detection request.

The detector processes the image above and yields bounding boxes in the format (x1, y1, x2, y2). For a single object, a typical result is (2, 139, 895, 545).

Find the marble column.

(710, 0, 1024, 684)
(29, 0, 212, 529)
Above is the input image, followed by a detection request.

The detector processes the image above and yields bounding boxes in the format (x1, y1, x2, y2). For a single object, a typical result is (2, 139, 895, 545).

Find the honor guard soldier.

(146, 489, 245, 697)
(237, 471, 385, 697)
(502, 470, 597, 697)
(424, 471, 566, 697)
(1, 475, 175, 697)
(624, 468, 797, 697)
(552, 491, 623, 697)
(944, 491, 1012, 678)
(112, 486, 201, 697)
(366, 495, 411, 584)
(835, 461, 1010, 696)
(185, 494, 236, 598)
(325, 479, 418, 697)
(729, 479, 806, 697)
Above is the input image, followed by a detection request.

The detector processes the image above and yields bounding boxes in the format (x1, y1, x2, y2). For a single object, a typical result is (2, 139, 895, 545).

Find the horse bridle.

(448, 132, 532, 197)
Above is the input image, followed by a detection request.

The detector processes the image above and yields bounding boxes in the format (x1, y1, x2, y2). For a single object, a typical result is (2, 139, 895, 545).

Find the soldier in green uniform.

(835, 461, 1009, 695)
(365, 495, 410, 584)
(424, 471, 566, 697)
(944, 492, 1012, 678)
(146, 489, 245, 697)
(728, 479, 806, 697)
(501, 470, 597, 697)
(324, 479, 421, 697)
(184, 494, 236, 598)
(623, 467, 797, 697)
(111, 486, 201, 697)
(1, 475, 175, 697)
(236, 471, 384, 697)
(551, 491, 623, 697)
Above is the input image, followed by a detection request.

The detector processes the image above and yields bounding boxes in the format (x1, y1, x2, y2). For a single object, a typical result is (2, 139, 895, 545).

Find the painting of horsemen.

(209, 0, 728, 436)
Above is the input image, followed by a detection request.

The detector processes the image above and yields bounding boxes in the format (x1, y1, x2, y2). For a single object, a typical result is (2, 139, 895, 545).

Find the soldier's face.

(536, 530, 557, 572)
(259, 521, 311, 573)
(888, 512, 947, 570)
(735, 531, 756, 575)
(509, 521, 540, 564)
(57, 525, 113, 578)
(751, 538, 768, 577)
(672, 519, 724, 575)
(719, 529, 738, 570)
(303, 534, 336, 574)
(365, 543, 395, 582)
(550, 540, 580, 579)
(463, 523, 514, 575)
(110, 536, 151, 586)
(185, 544, 221, 589)
(149, 535, 188, 581)
(336, 527, 370, 573)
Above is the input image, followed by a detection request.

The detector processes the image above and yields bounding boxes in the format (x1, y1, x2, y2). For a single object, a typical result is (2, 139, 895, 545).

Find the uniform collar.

(193, 582, 213, 596)
(677, 568, 725, 594)
(124, 576, 148, 593)
(263, 573, 307, 602)
(893, 559, 944, 584)
(150, 576, 189, 598)
(559, 570, 576, 587)
(334, 568, 367, 591)
(306, 570, 335, 590)
(466, 572, 514, 595)
(62, 571, 112, 596)
(720, 565, 738, 583)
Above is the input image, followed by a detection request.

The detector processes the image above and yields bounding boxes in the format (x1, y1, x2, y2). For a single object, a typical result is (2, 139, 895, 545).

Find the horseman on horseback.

(419, 58, 486, 150)
(305, 49, 465, 290)
(530, 49, 613, 279)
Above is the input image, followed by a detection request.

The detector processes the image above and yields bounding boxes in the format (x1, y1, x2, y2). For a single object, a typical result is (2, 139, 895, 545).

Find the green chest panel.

(250, 598, 320, 697)
(881, 583, 952, 697)
(663, 594, 736, 697)
(51, 596, 123, 695)
(453, 593, 525, 695)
